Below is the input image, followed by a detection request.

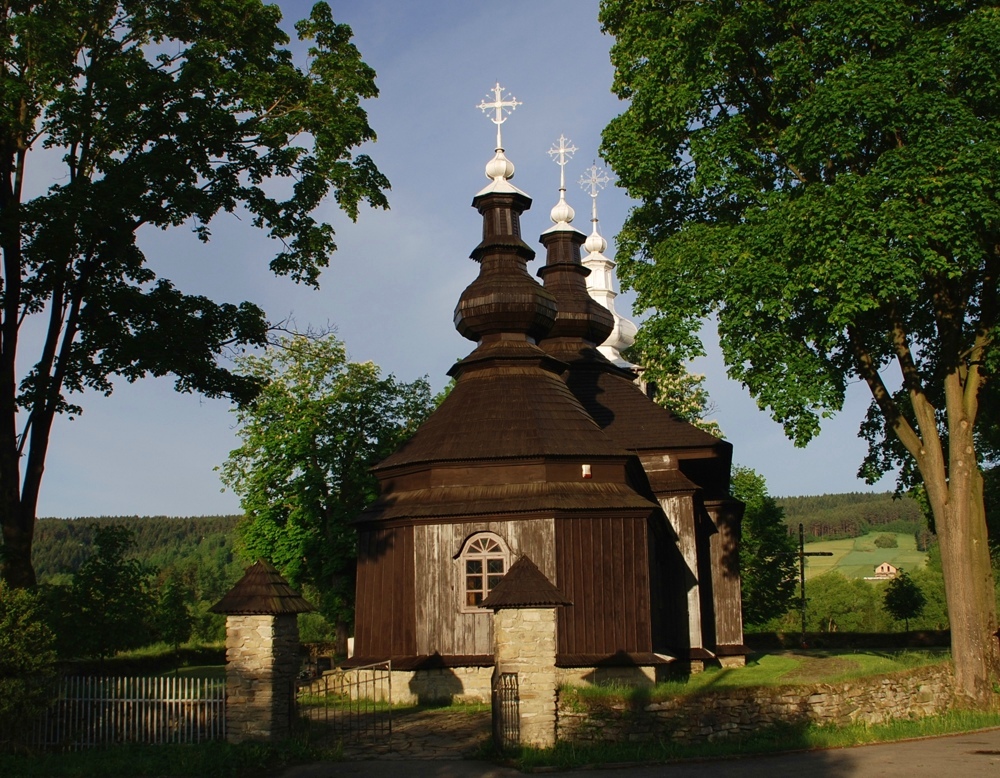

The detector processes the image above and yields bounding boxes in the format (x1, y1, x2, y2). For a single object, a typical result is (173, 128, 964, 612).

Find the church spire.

(579, 163, 637, 368)
(454, 84, 556, 347)
(536, 138, 613, 352)
(546, 134, 577, 228)
(475, 82, 527, 197)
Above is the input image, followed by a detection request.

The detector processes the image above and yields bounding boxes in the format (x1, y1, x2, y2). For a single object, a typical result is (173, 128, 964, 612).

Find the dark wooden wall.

(354, 525, 416, 660)
(705, 499, 745, 648)
(555, 516, 652, 656)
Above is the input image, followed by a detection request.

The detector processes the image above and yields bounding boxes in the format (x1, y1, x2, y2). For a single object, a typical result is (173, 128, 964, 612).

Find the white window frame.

(456, 532, 510, 613)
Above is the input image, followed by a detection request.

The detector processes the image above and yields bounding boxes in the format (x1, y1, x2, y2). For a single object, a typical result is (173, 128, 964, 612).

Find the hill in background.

(777, 491, 930, 547)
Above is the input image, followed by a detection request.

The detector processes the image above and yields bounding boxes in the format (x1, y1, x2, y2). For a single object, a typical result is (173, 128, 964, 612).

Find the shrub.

(0, 584, 57, 752)
(874, 534, 898, 549)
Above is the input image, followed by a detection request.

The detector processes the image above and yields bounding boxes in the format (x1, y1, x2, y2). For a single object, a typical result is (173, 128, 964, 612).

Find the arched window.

(458, 533, 509, 610)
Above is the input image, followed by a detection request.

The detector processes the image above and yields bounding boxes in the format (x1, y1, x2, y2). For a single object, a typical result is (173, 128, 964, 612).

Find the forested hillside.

(33, 515, 242, 581)
(777, 492, 929, 544)
(33, 516, 246, 643)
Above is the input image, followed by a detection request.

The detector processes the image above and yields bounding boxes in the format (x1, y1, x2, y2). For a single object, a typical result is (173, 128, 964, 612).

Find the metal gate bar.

(296, 661, 391, 748)
(491, 671, 519, 752)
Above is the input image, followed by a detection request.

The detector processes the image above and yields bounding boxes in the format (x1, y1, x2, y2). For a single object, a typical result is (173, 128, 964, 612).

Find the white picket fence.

(32, 676, 226, 750)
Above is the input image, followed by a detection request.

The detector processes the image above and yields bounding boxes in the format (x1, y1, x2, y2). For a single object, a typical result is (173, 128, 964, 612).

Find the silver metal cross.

(548, 135, 578, 191)
(580, 162, 611, 199)
(477, 82, 521, 149)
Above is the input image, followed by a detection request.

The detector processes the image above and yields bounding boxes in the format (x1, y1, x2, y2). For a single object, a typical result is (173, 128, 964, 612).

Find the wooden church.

(347, 87, 746, 687)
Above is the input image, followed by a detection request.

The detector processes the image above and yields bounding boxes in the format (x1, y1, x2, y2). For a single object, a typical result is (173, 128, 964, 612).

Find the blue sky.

(34, 0, 892, 519)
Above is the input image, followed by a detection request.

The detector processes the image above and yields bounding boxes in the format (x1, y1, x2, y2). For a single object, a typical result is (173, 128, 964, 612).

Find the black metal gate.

(296, 661, 391, 747)
(491, 671, 519, 752)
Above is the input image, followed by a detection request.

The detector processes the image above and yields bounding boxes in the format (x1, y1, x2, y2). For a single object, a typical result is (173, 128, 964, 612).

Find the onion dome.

(454, 188, 557, 343)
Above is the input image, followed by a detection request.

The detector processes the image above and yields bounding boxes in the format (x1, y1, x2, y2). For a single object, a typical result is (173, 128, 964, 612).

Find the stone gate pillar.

(210, 559, 314, 743)
(481, 555, 571, 748)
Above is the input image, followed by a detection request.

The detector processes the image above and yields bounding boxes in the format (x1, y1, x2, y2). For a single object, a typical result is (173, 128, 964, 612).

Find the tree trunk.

(0, 500, 36, 588)
(930, 473, 999, 703)
(335, 620, 351, 659)
(925, 386, 1000, 703)
(0, 429, 34, 587)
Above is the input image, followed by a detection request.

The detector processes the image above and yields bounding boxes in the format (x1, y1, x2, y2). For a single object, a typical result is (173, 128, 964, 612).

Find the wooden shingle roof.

(480, 555, 571, 610)
(565, 362, 731, 452)
(374, 344, 630, 471)
(363, 480, 656, 522)
(209, 559, 314, 615)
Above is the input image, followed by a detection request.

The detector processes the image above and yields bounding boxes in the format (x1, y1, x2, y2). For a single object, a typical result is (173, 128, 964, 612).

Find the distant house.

(874, 562, 899, 579)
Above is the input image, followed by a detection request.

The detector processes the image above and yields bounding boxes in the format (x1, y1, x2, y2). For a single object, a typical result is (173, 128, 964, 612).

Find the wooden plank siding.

(555, 517, 652, 656)
(414, 519, 556, 656)
(657, 494, 703, 654)
(354, 526, 416, 659)
(705, 500, 745, 648)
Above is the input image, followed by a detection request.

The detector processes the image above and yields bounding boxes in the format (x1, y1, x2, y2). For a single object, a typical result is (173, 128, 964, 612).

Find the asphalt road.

(279, 727, 1000, 778)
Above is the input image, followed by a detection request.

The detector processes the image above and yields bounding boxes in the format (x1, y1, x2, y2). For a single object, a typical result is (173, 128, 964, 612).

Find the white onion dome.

(584, 229, 607, 255)
(549, 193, 575, 225)
(485, 148, 515, 182)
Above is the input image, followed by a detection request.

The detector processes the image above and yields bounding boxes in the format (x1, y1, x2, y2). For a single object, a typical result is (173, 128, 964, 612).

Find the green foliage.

(806, 573, 893, 633)
(0, 584, 57, 752)
(219, 334, 435, 630)
(154, 577, 194, 652)
(0, 0, 389, 588)
(732, 467, 798, 626)
(33, 515, 243, 644)
(627, 350, 722, 436)
(599, 0, 1000, 695)
(47, 525, 156, 660)
(883, 572, 927, 631)
(777, 492, 926, 541)
(873, 534, 898, 549)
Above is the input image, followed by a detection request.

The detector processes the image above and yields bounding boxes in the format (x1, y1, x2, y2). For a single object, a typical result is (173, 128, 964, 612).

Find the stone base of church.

(331, 651, 747, 706)
(556, 664, 659, 687)
(388, 666, 495, 705)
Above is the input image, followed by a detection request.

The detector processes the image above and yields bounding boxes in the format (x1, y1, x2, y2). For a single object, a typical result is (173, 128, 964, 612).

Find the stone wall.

(225, 614, 299, 742)
(557, 664, 956, 745)
(304, 666, 495, 705)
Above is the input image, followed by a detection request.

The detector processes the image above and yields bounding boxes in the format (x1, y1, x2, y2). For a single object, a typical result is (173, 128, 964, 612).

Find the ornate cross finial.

(580, 162, 612, 225)
(547, 135, 578, 191)
(477, 82, 521, 150)
(580, 162, 611, 199)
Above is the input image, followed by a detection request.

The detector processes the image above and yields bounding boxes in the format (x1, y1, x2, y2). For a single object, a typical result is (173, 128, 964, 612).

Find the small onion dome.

(477, 149, 529, 197)
(550, 193, 575, 225)
(584, 228, 607, 255)
(486, 148, 515, 182)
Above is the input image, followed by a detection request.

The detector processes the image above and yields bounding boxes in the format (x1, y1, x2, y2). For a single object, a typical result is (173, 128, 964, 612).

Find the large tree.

(0, 1, 389, 587)
(600, 0, 1000, 700)
(219, 334, 434, 646)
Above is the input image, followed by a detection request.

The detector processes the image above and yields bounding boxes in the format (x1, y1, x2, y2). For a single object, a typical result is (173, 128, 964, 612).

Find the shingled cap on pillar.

(210, 559, 314, 615)
(479, 555, 572, 611)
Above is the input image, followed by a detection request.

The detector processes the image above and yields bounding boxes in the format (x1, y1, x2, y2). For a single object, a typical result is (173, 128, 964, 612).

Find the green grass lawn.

(803, 533, 927, 580)
(563, 649, 949, 706)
